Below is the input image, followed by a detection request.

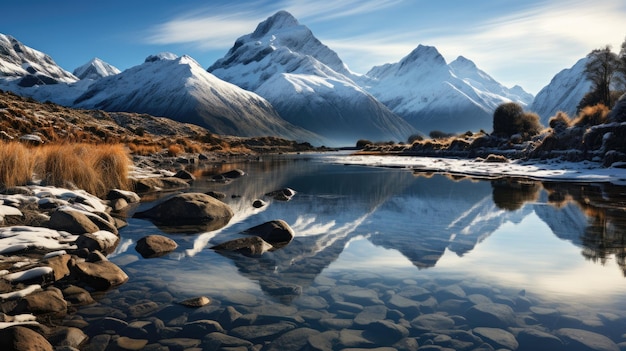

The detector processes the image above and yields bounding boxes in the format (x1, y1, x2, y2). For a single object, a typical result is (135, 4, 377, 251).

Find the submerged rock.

(265, 188, 296, 201)
(242, 219, 294, 248)
(211, 236, 273, 256)
(135, 235, 178, 258)
(133, 193, 233, 230)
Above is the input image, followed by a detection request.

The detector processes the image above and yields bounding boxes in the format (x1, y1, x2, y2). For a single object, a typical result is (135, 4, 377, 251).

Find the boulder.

(205, 191, 226, 200)
(265, 188, 296, 201)
(0, 326, 53, 351)
(47, 209, 99, 234)
(106, 189, 141, 203)
(14, 288, 67, 317)
(134, 193, 233, 230)
(132, 177, 190, 193)
(43, 254, 71, 281)
(211, 236, 273, 256)
(473, 327, 519, 350)
(48, 327, 88, 349)
(242, 220, 294, 248)
(174, 169, 196, 181)
(72, 260, 129, 290)
(135, 235, 178, 258)
(75, 230, 120, 255)
(221, 169, 245, 179)
(466, 303, 517, 328)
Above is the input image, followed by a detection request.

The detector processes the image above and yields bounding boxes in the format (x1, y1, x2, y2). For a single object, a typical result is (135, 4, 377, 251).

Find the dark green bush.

(356, 139, 372, 148)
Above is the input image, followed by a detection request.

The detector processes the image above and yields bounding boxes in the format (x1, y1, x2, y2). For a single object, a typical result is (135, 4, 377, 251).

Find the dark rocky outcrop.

(211, 236, 274, 256)
(242, 220, 294, 248)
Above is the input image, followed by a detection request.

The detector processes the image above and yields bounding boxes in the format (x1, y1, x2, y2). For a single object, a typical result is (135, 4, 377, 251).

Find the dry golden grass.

(1, 142, 131, 197)
(572, 104, 609, 127)
(128, 142, 162, 156)
(0, 142, 35, 189)
(167, 144, 185, 156)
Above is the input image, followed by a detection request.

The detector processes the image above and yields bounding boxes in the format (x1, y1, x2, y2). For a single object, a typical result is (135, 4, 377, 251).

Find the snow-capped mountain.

(74, 53, 322, 142)
(361, 45, 534, 134)
(0, 33, 77, 87)
(530, 58, 591, 124)
(209, 11, 416, 146)
(73, 57, 120, 80)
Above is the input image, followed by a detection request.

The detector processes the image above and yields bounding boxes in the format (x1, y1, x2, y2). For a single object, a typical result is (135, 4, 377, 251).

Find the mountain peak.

(252, 11, 299, 38)
(73, 57, 120, 80)
(449, 56, 477, 70)
(402, 45, 446, 67)
(145, 52, 178, 63)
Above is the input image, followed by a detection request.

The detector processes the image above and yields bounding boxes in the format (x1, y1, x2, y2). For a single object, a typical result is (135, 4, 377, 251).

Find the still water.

(80, 154, 626, 350)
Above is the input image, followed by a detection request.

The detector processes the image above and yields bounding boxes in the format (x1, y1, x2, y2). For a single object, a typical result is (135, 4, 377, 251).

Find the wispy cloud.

(145, 0, 403, 49)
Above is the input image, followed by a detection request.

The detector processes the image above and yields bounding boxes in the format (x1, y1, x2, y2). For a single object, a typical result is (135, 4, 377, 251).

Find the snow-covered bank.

(324, 154, 626, 185)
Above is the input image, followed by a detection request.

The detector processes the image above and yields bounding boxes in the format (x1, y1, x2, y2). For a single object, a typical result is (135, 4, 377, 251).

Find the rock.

(132, 177, 190, 193)
(43, 254, 71, 281)
(308, 330, 340, 351)
(115, 336, 148, 350)
(411, 313, 455, 332)
(252, 199, 266, 208)
(211, 236, 273, 256)
(128, 301, 159, 318)
(75, 231, 120, 255)
(48, 209, 99, 234)
(178, 320, 225, 338)
(354, 305, 388, 326)
(230, 321, 296, 342)
(111, 198, 128, 211)
(48, 327, 88, 349)
(556, 328, 619, 351)
(466, 303, 517, 328)
(158, 337, 201, 350)
(221, 169, 245, 179)
(135, 235, 178, 258)
(265, 187, 296, 201)
(61, 285, 95, 306)
(338, 329, 374, 348)
(106, 189, 141, 203)
(205, 191, 226, 200)
(473, 327, 519, 350)
(72, 260, 129, 290)
(0, 325, 53, 351)
(133, 193, 233, 229)
(344, 288, 384, 306)
(173, 169, 196, 181)
(19, 134, 44, 144)
(178, 296, 211, 307)
(364, 320, 410, 344)
(516, 328, 565, 351)
(14, 288, 67, 317)
(202, 332, 253, 351)
(242, 219, 294, 248)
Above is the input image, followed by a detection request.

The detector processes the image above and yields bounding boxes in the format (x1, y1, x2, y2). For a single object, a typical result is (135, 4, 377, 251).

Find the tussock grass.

(1, 142, 131, 197)
(0, 142, 35, 188)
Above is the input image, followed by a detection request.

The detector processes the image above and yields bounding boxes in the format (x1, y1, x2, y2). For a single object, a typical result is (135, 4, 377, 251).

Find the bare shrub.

(572, 104, 609, 127)
(548, 111, 572, 132)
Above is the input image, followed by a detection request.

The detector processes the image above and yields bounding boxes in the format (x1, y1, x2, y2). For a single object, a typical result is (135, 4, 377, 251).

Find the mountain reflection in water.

(111, 154, 626, 304)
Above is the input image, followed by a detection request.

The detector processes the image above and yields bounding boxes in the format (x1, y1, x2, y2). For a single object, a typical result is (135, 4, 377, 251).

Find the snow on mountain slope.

(530, 58, 591, 125)
(209, 11, 416, 146)
(0, 33, 77, 86)
(73, 57, 120, 80)
(361, 45, 533, 134)
(74, 53, 323, 142)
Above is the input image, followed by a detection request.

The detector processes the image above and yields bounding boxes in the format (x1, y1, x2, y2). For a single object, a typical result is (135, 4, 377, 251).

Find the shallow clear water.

(79, 153, 626, 349)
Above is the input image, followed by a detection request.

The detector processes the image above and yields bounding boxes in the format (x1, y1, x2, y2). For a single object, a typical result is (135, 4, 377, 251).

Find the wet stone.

(129, 301, 160, 318)
(364, 319, 410, 344)
(338, 329, 375, 348)
(387, 294, 421, 318)
(49, 327, 88, 349)
(556, 328, 619, 351)
(177, 320, 224, 338)
(266, 327, 320, 351)
(411, 313, 455, 332)
(465, 303, 517, 328)
(178, 296, 210, 307)
(516, 328, 565, 351)
(294, 295, 328, 309)
(354, 305, 388, 326)
(473, 327, 519, 350)
(115, 336, 148, 350)
(344, 288, 384, 305)
(320, 318, 354, 330)
(435, 285, 466, 300)
(158, 338, 202, 350)
(308, 330, 339, 351)
(230, 321, 296, 343)
(202, 332, 253, 350)
(333, 301, 364, 314)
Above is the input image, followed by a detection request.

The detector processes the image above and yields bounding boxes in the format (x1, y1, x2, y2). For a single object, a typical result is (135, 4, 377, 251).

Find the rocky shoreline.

(1, 153, 626, 351)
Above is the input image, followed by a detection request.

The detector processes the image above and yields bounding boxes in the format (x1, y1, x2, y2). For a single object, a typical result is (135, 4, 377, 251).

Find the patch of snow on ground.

(325, 155, 626, 184)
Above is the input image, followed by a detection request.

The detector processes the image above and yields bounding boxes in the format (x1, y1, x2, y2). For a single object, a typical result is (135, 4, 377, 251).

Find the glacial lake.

(77, 153, 626, 350)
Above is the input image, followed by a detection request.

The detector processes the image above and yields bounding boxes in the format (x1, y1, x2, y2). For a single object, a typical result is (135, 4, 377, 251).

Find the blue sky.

(4, 0, 626, 94)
